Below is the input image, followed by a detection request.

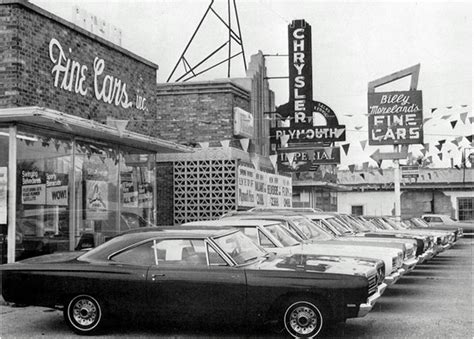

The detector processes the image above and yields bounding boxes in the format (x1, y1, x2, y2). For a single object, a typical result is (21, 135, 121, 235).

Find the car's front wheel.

(64, 294, 103, 335)
(283, 298, 325, 338)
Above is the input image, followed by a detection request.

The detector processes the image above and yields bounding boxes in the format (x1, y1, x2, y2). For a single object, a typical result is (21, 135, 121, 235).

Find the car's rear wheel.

(283, 298, 325, 338)
(64, 294, 103, 335)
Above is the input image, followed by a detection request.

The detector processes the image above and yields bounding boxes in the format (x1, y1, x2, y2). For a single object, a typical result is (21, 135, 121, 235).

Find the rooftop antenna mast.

(167, 0, 247, 82)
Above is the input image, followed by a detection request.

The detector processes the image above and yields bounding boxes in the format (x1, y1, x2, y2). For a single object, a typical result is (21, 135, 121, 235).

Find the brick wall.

(154, 81, 251, 145)
(0, 1, 158, 132)
(156, 162, 174, 225)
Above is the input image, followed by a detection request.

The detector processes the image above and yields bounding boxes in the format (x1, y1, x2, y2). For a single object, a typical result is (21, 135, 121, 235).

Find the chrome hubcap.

(289, 305, 318, 335)
(72, 299, 97, 326)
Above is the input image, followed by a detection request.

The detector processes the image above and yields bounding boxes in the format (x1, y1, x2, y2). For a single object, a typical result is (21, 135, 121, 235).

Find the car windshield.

(213, 231, 266, 265)
(411, 218, 428, 228)
(291, 217, 334, 241)
(324, 217, 353, 235)
(264, 224, 301, 247)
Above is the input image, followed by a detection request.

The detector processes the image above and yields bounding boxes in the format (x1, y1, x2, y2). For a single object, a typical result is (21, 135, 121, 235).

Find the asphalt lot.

(1, 238, 473, 338)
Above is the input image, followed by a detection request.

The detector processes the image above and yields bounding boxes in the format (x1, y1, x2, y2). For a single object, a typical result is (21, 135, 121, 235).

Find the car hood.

(247, 253, 377, 278)
(334, 237, 406, 251)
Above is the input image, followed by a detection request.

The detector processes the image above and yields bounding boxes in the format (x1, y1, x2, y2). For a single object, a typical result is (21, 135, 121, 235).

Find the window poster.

(46, 173, 69, 206)
(122, 173, 138, 208)
(86, 180, 109, 220)
(21, 169, 46, 205)
(0, 167, 7, 224)
(138, 183, 153, 208)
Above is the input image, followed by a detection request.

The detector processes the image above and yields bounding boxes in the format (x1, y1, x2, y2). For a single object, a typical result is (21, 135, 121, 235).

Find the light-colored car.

(422, 214, 473, 237)
(220, 213, 405, 285)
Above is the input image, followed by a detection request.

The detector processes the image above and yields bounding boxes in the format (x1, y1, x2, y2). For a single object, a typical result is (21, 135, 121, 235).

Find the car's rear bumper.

(357, 283, 387, 317)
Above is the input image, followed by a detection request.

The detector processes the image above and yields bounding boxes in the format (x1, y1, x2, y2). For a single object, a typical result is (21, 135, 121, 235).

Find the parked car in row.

(221, 212, 405, 285)
(422, 214, 473, 237)
(1, 226, 381, 338)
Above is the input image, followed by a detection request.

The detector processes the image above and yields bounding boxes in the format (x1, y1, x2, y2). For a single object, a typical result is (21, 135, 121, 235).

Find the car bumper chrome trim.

(402, 257, 418, 272)
(357, 283, 386, 318)
(384, 271, 401, 285)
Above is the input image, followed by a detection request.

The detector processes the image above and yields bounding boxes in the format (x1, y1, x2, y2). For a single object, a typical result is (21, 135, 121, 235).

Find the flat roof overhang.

(0, 107, 193, 154)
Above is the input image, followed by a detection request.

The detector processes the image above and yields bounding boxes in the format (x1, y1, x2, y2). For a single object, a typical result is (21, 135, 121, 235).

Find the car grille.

(368, 271, 378, 296)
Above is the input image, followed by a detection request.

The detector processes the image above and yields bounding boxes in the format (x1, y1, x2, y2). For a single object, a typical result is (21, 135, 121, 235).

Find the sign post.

(368, 64, 423, 222)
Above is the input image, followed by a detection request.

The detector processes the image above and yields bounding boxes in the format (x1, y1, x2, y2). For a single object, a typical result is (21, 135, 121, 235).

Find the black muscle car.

(1, 226, 374, 337)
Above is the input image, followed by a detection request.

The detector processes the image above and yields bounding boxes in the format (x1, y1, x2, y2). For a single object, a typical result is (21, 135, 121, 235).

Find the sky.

(30, 0, 473, 169)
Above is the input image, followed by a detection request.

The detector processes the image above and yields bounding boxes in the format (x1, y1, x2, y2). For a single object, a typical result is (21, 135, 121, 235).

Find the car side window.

(431, 217, 442, 222)
(111, 241, 156, 266)
(153, 239, 208, 266)
(241, 227, 258, 243)
(206, 243, 228, 266)
(422, 217, 430, 222)
(258, 230, 276, 248)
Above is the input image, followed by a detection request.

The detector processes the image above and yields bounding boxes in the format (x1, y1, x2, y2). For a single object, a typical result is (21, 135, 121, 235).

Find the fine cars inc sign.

(368, 90, 423, 145)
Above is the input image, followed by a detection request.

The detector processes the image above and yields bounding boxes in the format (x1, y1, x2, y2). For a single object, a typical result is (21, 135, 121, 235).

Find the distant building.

(337, 167, 474, 221)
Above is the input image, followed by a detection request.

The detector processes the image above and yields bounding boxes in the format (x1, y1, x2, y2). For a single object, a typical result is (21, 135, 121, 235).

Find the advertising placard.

(46, 173, 69, 206)
(237, 166, 255, 207)
(254, 171, 267, 207)
(138, 183, 153, 208)
(368, 90, 423, 145)
(21, 170, 46, 205)
(237, 166, 292, 208)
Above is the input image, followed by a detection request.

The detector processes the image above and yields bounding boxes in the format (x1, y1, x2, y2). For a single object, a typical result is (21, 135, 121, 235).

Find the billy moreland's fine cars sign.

(368, 90, 423, 145)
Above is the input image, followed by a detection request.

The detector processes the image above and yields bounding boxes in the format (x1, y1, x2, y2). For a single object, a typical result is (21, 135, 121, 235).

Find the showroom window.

(16, 129, 72, 260)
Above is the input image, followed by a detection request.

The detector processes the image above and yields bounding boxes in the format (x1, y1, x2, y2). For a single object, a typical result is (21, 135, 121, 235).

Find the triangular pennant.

(446, 106, 453, 109)
(455, 136, 464, 143)
(460, 112, 468, 124)
(239, 138, 250, 152)
(335, 128, 345, 138)
(359, 173, 366, 180)
(342, 143, 350, 155)
(423, 143, 430, 150)
(454, 165, 461, 170)
(360, 140, 367, 150)
(466, 135, 473, 143)
(377, 159, 383, 168)
(280, 134, 290, 148)
(114, 120, 129, 137)
(420, 148, 427, 156)
(250, 155, 259, 170)
(348, 164, 355, 173)
(435, 144, 442, 151)
(451, 139, 459, 147)
(378, 168, 384, 175)
(469, 117, 474, 124)
(438, 152, 443, 161)
(199, 141, 209, 149)
(324, 147, 333, 158)
(441, 115, 451, 120)
(431, 108, 437, 114)
(286, 152, 295, 165)
(269, 155, 278, 169)
(355, 126, 363, 131)
(439, 139, 446, 145)
(221, 140, 230, 148)
(450, 120, 457, 129)
(461, 104, 468, 107)
(422, 117, 432, 124)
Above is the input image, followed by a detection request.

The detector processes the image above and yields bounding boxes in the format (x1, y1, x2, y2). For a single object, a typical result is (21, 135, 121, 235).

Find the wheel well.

(265, 292, 333, 323)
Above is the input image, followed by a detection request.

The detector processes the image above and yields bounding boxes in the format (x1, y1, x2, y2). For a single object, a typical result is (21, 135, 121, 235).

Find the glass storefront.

(1, 124, 157, 262)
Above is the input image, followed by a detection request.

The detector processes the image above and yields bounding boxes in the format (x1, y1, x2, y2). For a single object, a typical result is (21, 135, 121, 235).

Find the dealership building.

(0, 0, 292, 263)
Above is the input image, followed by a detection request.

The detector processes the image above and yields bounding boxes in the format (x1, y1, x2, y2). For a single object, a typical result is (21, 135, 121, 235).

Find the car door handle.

(151, 273, 165, 281)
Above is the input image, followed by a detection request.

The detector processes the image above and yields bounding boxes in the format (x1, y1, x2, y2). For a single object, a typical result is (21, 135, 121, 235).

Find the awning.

(0, 106, 193, 154)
